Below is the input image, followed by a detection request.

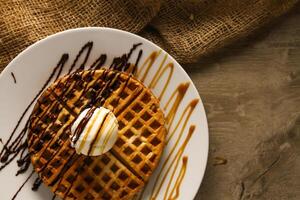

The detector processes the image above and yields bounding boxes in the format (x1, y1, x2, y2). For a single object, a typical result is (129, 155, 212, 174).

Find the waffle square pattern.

(28, 69, 166, 200)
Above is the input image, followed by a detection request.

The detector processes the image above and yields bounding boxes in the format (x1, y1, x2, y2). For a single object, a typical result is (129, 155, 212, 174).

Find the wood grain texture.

(186, 6, 300, 200)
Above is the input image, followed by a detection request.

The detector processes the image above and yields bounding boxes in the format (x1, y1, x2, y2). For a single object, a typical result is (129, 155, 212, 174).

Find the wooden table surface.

(185, 6, 300, 200)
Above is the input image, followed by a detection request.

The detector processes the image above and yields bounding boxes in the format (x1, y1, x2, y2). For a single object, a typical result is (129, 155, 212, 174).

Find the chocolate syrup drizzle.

(11, 72, 17, 84)
(2, 40, 197, 200)
(72, 107, 97, 145)
(0, 41, 143, 199)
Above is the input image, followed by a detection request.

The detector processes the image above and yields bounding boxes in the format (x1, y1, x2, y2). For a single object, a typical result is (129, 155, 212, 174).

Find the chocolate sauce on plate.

(11, 72, 17, 84)
(0, 41, 143, 199)
(2, 39, 198, 200)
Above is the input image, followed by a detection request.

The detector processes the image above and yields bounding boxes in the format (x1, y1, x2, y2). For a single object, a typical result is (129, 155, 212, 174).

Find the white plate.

(0, 28, 208, 200)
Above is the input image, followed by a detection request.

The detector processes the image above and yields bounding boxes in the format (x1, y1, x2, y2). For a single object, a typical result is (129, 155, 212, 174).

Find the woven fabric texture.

(0, 0, 298, 71)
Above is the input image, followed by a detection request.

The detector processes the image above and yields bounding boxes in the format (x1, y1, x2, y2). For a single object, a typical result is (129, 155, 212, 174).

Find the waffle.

(28, 68, 166, 200)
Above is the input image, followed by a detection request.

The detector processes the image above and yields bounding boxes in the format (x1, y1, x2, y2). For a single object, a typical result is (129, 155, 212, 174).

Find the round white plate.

(0, 27, 208, 200)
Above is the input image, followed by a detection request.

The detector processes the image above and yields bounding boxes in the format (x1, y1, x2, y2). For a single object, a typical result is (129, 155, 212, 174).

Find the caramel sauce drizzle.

(167, 157, 188, 200)
(137, 51, 161, 82)
(150, 125, 195, 200)
(100, 118, 117, 154)
(77, 109, 102, 154)
(164, 83, 189, 124)
(166, 99, 198, 144)
(134, 50, 200, 200)
(88, 112, 109, 155)
(136, 52, 174, 101)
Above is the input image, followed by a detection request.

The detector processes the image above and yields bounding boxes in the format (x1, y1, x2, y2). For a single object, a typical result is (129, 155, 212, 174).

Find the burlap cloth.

(1, 0, 300, 199)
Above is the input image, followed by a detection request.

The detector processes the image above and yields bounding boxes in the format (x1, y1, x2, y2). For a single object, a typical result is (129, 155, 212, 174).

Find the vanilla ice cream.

(70, 107, 119, 156)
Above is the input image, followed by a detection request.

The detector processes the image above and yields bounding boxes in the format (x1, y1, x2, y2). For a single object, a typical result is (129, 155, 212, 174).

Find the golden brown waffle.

(28, 68, 166, 200)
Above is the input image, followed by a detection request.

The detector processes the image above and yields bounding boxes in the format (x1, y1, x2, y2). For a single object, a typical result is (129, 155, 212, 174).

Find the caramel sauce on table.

(0, 41, 200, 200)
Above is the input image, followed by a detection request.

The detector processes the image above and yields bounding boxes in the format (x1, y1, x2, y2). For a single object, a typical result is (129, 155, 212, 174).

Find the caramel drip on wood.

(150, 126, 195, 200)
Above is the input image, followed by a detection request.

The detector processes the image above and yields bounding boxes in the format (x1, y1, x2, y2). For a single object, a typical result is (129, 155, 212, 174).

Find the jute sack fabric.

(0, 0, 298, 70)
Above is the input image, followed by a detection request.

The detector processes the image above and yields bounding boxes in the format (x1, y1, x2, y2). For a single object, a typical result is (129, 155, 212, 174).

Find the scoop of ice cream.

(70, 107, 119, 156)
